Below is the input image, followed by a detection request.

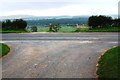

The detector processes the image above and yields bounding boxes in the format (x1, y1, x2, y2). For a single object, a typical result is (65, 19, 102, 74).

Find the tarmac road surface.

(1, 32, 119, 78)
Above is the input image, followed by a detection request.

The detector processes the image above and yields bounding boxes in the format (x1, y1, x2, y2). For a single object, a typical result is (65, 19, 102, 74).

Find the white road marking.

(0, 40, 93, 43)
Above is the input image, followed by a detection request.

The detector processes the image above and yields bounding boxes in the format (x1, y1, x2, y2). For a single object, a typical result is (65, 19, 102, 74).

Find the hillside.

(0, 15, 118, 27)
(26, 17, 89, 26)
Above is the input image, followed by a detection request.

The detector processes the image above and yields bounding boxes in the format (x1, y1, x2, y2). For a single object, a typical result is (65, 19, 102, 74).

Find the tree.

(12, 19, 27, 30)
(112, 18, 120, 27)
(88, 15, 112, 29)
(2, 22, 6, 29)
(2, 19, 27, 30)
(88, 16, 98, 28)
(2, 20, 12, 29)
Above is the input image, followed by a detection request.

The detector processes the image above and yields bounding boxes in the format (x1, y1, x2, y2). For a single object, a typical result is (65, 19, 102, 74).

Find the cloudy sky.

(0, 0, 119, 16)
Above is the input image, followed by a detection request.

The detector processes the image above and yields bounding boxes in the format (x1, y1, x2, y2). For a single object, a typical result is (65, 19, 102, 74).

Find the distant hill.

(0, 15, 33, 20)
(0, 14, 118, 20)
(0, 14, 118, 26)
(110, 15, 118, 19)
(26, 17, 89, 26)
(0, 15, 89, 26)
(0, 15, 89, 20)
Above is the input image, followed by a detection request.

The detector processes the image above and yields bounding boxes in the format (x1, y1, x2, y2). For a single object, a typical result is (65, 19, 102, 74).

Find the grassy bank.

(0, 43, 10, 57)
(96, 46, 120, 78)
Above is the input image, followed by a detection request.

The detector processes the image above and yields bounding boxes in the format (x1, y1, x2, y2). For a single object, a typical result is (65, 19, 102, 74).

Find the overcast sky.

(0, 0, 119, 16)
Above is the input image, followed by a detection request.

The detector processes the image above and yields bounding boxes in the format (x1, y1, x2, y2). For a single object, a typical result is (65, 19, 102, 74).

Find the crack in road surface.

(1, 32, 119, 78)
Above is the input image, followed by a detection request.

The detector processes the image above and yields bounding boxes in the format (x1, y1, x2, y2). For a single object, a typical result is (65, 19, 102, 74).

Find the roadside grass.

(0, 29, 28, 33)
(96, 46, 120, 78)
(89, 27, 120, 32)
(1, 26, 119, 33)
(0, 43, 10, 57)
(75, 27, 120, 32)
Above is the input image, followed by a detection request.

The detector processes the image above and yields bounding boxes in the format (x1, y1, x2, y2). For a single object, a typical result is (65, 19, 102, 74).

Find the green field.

(59, 26, 76, 32)
(28, 26, 77, 32)
(36, 26, 120, 32)
(1, 26, 120, 33)
(0, 43, 10, 57)
(37, 27, 49, 32)
(96, 46, 120, 78)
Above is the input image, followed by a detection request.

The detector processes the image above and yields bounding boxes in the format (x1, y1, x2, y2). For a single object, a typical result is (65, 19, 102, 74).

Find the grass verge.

(0, 43, 10, 57)
(75, 27, 120, 32)
(96, 46, 120, 78)
(0, 29, 28, 33)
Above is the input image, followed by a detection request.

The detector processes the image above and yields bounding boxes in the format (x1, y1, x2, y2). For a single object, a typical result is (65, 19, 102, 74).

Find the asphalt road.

(1, 32, 119, 78)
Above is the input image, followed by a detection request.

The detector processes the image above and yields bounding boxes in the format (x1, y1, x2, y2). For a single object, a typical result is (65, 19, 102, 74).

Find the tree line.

(2, 19, 27, 30)
(88, 15, 120, 29)
(1, 15, 119, 31)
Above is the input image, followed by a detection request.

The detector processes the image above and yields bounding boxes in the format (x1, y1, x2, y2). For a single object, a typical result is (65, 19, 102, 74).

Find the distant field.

(28, 26, 76, 32)
(37, 27, 49, 32)
(35, 26, 120, 32)
(59, 26, 76, 32)
(1, 26, 120, 33)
